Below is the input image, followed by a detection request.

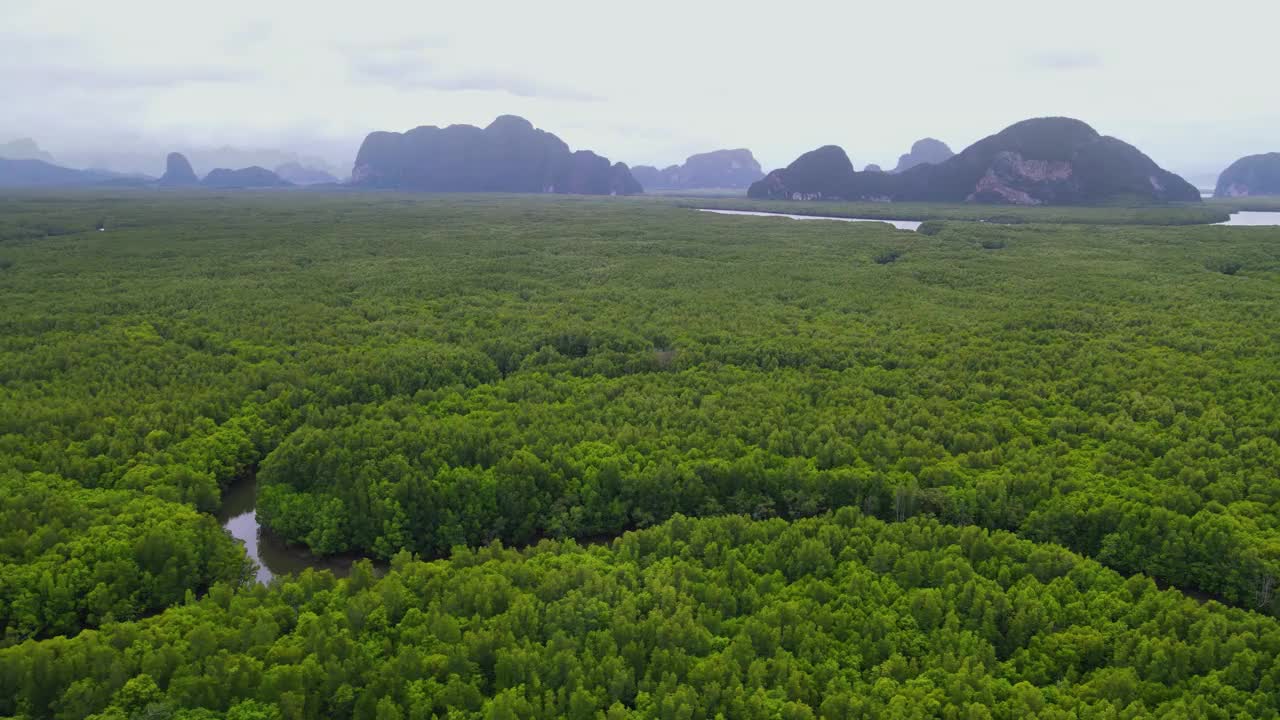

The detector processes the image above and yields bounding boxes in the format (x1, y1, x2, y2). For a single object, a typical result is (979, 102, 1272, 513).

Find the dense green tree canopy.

(1, 192, 1279, 717)
(6, 512, 1280, 719)
(0, 471, 251, 643)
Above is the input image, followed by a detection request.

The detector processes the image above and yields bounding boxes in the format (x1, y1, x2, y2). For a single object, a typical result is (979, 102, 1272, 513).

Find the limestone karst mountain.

(749, 118, 1199, 205)
(631, 149, 764, 190)
(159, 152, 199, 186)
(351, 115, 640, 195)
(201, 166, 292, 189)
(892, 138, 954, 173)
(1214, 153, 1280, 197)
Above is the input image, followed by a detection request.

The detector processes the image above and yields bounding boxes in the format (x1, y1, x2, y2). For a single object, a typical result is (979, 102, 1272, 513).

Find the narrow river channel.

(217, 474, 367, 583)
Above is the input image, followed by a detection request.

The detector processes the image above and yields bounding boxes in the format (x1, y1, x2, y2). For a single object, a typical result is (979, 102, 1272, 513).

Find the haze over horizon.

(3, 0, 1277, 183)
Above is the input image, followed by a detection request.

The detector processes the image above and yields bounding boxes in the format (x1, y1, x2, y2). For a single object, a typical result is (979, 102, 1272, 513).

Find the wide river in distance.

(1216, 211, 1280, 226)
(698, 208, 922, 231)
(700, 208, 1280, 229)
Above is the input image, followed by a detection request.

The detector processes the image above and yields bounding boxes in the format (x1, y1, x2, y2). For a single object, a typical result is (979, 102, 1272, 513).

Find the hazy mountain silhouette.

(275, 162, 340, 185)
(159, 152, 199, 186)
(0, 158, 127, 187)
(0, 138, 55, 163)
(892, 138, 954, 173)
(351, 115, 640, 195)
(631, 149, 763, 190)
(1214, 153, 1280, 198)
(750, 118, 1199, 205)
(201, 166, 292, 189)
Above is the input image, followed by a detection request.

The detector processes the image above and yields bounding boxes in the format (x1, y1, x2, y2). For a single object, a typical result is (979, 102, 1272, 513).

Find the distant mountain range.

(275, 162, 339, 186)
(53, 146, 344, 180)
(202, 165, 293, 189)
(749, 118, 1200, 205)
(2, 151, 295, 190)
(0, 158, 103, 187)
(351, 115, 640, 195)
(631, 150, 764, 191)
(1, 122, 1266, 204)
(0, 158, 152, 188)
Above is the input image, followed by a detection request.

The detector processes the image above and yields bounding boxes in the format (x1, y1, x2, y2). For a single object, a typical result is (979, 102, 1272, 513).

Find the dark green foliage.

(983, 214, 1027, 225)
(3, 191, 1280, 716)
(873, 250, 901, 264)
(980, 239, 1006, 249)
(0, 189, 1274, 638)
(2, 190, 1280, 646)
(1209, 196, 1280, 212)
(0, 472, 251, 644)
(916, 220, 945, 236)
(5, 512, 1280, 719)
(1206, 258, 1244, 275)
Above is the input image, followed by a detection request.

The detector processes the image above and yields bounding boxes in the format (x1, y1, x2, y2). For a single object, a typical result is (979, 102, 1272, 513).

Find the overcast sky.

(3, 0, 1277, 181)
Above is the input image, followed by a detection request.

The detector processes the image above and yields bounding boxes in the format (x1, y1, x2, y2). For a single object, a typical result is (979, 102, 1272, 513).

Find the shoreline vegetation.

(1207, 196, 1280, 212)
(2, 192, 1279, 718)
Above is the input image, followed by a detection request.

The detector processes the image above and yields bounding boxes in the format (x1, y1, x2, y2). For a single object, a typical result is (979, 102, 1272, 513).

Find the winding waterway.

(217, 475, 366, 583)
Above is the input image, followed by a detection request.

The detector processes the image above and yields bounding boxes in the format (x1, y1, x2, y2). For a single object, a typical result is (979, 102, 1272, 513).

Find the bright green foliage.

(5, 512, 1280, 719)
(0, 472, 252, 644)
(1, 192, 1279, 636)
(1208, 196, 1280, 212)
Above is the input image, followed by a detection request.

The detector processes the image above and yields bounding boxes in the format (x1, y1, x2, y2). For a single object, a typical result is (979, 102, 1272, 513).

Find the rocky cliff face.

(201, 166, 292, 189)
(1214, 153, 1280, 197)
(351, 115, 639, 195)
(892, 138, 954, 173)
(749, 118, 1199, 205)
(159, 152, 199, 186)
(633, 149, 764, 190)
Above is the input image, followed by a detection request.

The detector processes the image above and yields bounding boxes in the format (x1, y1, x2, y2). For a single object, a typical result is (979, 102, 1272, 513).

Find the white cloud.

(349, 49, 603, 102)
(1024, 51, 1103, 71)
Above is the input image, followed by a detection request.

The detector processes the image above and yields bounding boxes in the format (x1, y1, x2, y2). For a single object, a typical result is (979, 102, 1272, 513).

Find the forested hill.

(6, 511, 1280, 719)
